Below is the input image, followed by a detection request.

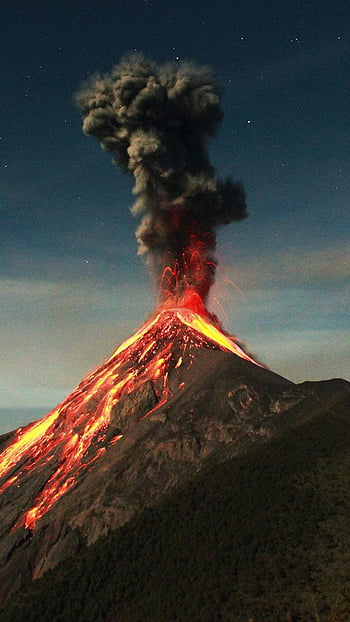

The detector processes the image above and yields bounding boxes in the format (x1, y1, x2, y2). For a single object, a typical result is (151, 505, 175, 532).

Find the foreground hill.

(2, 377, 350, 621)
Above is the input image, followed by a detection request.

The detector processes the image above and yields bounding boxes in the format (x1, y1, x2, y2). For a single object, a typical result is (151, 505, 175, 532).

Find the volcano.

(0, 306, 349, 609)
(1, 55, 350, 615)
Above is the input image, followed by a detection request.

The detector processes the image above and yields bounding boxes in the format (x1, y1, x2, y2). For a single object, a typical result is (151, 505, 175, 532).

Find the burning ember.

(0, 306, 258, 531)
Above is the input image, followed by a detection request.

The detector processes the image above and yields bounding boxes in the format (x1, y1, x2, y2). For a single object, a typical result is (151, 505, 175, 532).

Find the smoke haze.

(75, 53, 247, 307)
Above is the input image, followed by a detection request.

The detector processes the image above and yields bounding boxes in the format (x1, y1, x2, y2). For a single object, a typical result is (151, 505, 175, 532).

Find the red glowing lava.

(0, 304, 259, 531)
(159, 233, 216, 313)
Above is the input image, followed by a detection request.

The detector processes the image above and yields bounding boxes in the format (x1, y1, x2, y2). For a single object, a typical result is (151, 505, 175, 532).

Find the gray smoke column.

(75, 53, 247, 311)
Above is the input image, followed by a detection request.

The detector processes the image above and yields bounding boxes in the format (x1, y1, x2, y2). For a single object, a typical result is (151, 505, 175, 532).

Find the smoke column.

(76, 53, 247, 312)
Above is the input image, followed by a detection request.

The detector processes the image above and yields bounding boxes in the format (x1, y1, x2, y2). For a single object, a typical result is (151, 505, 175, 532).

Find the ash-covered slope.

(0, 309, 349, 607)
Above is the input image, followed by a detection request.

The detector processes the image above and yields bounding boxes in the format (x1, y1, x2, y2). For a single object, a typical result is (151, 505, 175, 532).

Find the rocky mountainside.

(2, 377, 350, 621)
(0, 308, 349, 610)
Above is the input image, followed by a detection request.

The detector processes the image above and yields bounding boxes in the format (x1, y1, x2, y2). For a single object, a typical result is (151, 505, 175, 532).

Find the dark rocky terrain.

(0, 312, 349, 618)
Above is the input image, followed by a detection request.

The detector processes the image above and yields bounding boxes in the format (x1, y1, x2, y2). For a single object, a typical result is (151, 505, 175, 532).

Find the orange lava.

(0, 305, 259, 531)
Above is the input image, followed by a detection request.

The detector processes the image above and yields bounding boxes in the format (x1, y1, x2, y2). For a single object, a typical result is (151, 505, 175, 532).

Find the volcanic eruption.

(0, 53, 253, 528)
(74, 53, 247, 312)
(0, 54, 260, 596)
(3, 56, 349, 613)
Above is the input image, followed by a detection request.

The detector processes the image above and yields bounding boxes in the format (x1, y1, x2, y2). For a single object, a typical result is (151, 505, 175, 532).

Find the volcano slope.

(0, 309, 349, 620)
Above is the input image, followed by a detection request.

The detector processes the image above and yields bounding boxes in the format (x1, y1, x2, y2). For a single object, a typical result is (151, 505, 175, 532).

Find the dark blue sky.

(1, 0, 349, 429)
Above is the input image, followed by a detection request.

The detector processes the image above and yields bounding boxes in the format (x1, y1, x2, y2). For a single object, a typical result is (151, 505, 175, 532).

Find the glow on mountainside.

(0, 307, 259, 531)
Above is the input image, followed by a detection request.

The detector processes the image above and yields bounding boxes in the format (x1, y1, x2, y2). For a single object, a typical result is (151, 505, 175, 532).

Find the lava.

(0, 306, 259, 531)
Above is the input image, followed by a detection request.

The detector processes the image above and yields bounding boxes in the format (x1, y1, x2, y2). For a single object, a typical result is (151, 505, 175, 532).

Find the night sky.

(1, 0, 349, 433)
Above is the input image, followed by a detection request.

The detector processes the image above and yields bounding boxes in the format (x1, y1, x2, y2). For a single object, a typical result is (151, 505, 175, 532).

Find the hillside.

(2, 377, 350, 621)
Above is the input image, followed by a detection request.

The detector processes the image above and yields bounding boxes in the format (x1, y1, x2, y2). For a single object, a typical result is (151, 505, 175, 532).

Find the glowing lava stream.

(0, 308, 259, 531)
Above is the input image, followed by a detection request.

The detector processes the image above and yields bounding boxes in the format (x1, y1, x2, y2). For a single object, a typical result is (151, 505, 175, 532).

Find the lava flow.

(0, 305, 259, 532)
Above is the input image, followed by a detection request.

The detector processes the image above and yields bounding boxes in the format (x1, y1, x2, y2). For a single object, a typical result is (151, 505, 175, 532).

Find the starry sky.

(1, 0, 349, 433)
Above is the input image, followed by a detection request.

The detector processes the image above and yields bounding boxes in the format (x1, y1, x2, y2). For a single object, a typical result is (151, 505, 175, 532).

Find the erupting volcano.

(2, 55, 349, 612)
(0, 53, 253, 535)
(0, 54, 259, 599)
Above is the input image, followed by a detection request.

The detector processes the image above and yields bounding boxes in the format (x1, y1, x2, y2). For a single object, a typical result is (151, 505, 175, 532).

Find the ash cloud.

(75, 53, 247, 306)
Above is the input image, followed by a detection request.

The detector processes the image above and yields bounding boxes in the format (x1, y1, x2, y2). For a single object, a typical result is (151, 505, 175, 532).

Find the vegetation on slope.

(2, 404, 350, 621)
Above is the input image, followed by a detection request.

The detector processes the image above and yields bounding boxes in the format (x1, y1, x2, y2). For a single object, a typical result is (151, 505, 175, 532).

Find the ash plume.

(75, 53, 247, 307)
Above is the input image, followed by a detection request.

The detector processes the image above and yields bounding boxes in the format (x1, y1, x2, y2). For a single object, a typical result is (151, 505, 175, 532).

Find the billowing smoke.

(75, 53, 247, 309)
